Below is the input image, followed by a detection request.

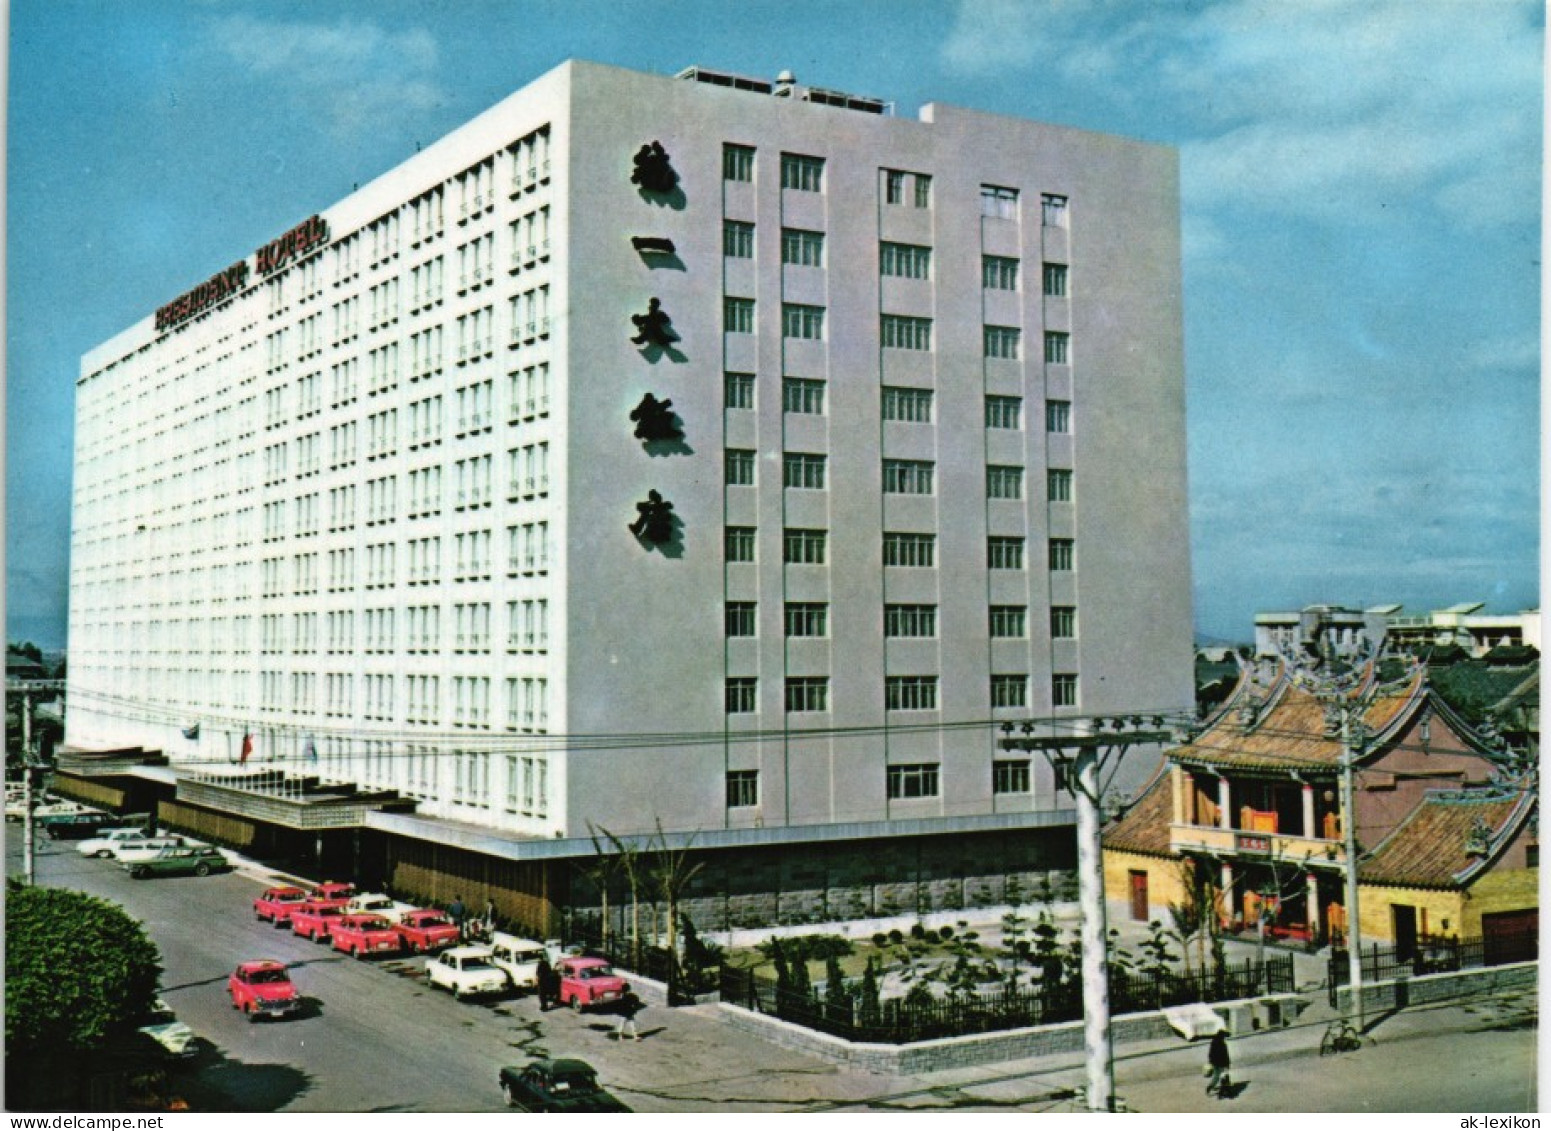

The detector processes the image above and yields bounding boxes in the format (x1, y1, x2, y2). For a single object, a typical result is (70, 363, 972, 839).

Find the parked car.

(488, 932, 552, 991)
(393, 908, 461, 953)
(112, 836, 191, 865)
(42, 812, 118, 840)
(312, 881, 356, 904)
(555, 956, 629, 1011)
(329, 914, 402, 958)
(290, 903, 347, 942)
(75, 826, 163, 858)
(136, 998, 199, 1058)
(346, 892, 414, 922)
(498, 1059, 630, 1113)
(425, 946, 508, 999)
(227, 960, 303, 1022)
(8, 795, 88, 822)
(254, 886, 311, 925)
(127, 845, 231, 880)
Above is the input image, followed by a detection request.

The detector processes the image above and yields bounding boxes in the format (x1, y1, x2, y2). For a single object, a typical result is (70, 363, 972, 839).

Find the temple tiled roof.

(1360, 788, 1534, 889)
(1103, 768, 1173, 857)
(1170, 667, 1424, 773)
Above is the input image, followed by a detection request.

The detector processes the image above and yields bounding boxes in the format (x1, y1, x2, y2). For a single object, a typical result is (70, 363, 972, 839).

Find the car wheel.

(131, 865, 149, 879)
(95, 849, 113, 859)
(570, 994, 582, 1011)
(503, 1083, 517, 1108)
(194, 862, 210, 877)
(246, 1004, 258, 1024)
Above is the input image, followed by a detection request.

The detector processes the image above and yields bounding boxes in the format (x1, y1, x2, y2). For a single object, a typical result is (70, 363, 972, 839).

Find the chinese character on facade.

(630, 297, 676, 348)
(631, 141, 678, 194)
(629, 489, 676, 545)
(630, 393, 683, 443)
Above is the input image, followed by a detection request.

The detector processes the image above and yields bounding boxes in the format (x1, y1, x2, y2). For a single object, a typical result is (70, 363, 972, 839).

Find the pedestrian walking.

(535, 957, 556, 1012)
(614, 990, 645, 1041)
(448, 894, 467, 940)
(1205, 1029, 1231, 1097)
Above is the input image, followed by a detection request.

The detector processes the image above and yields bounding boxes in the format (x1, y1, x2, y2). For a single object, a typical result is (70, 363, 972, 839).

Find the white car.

(7, 795, 88, 822)
(346, 892, 415, 922)
(425, 946, 508, 999)
(488, 932, 553, 991)
(77, 827, 164, 858)
(112, 836, 191, 865)
(138, 998, 198, 1058)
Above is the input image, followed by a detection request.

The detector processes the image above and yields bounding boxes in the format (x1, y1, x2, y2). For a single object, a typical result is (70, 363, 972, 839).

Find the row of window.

(724, 299, 1071, 360)
(725, 226, 1068, 296)
(724, 759, 1041, 808)
(724, 673, 1076, 713)
(726, 529, 1074, 571)
(724, 602, 1075, 639)
(720, 145, 1070, 229)
(724, 451, 1072, 500)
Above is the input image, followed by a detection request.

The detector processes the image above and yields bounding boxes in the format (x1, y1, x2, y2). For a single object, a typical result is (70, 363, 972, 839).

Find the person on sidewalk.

(447, 895, 467, 940)
(1205, 1030, 1232, 1097)
(614, 990, 645, 1041)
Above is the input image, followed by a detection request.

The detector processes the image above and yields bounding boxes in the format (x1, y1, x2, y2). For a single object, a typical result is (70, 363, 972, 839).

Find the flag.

(240, 733, 253, 765)
(303, 736, 317, 764)
(182, 723, 200, 741)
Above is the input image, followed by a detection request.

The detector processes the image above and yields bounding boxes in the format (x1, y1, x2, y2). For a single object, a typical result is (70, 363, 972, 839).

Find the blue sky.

(6, 0, 1541, 650)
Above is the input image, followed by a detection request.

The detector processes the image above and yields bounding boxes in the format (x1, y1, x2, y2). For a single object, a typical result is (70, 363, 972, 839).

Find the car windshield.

(579, 965, 615, 979)
(275, 891, 307, 903)
(552, 1072, 598, 1093)
(358, 918, 390, 930)
(513, 949, 544, 962)
(415, 915, 451, 927)
(460, 956, 493, 970)
(247, 969, 290, 984)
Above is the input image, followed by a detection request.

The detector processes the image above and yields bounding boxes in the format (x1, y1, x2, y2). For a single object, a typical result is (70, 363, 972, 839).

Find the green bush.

(6, 885, 161, 1056)
(871, 932, 888, 948)
(758, 933, 854, 965)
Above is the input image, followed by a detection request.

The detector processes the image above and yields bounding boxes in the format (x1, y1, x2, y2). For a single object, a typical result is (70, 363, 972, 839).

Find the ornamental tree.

(6, 884, 162, 1055)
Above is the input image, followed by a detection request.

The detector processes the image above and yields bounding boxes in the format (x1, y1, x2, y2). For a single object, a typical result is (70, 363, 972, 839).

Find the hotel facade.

(66, 61, 1192, 926)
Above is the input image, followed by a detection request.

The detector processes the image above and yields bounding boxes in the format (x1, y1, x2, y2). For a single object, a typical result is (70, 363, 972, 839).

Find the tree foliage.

(6, 885, 162, 1055)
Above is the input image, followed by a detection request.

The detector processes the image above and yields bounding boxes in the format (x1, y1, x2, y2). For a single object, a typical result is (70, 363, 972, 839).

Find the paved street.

(9, 827, 1537, 1113)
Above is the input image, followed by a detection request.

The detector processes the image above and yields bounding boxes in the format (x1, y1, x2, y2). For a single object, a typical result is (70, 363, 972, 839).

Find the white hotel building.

(65, 61, 1192, 923)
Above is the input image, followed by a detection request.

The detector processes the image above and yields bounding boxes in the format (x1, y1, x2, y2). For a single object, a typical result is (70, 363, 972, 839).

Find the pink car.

(556, 956, 628, 1011)
(330, 914, 402, 958)
(228, 960, 302, 1022)
(253, 886, 310, 926)
(291, 903, 347, 942)
(394, 909, 461, 953)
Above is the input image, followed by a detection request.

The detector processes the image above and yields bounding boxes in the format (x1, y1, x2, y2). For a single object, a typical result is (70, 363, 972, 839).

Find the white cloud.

(943, 0, 1542, 230)
(205, 15, 447, 138)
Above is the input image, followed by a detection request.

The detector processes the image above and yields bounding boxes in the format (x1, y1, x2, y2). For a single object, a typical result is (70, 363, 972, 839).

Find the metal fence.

(720, 954, 1293, 1045)
(1326, 930, 1536, 1006)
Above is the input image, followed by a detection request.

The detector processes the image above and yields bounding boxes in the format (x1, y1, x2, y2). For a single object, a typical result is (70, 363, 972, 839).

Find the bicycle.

(1319, 1019, 1372, 1055)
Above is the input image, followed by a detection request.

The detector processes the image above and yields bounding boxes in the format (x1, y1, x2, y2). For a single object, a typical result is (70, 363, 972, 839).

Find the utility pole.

(1288, 618, 1372, 1032)
(999, 719, 1174, 1113)
(20, 691, 36, 886)
(1339, 704, 1366, 1029)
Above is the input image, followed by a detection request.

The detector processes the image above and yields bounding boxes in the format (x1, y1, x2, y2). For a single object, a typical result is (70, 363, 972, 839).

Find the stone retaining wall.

(716, 1001, 1177, 1074)
(1334, 960, 1537, 1014)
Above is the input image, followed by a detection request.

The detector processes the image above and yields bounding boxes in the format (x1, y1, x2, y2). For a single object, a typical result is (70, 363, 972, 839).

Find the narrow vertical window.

(723, 144, 755, 182)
